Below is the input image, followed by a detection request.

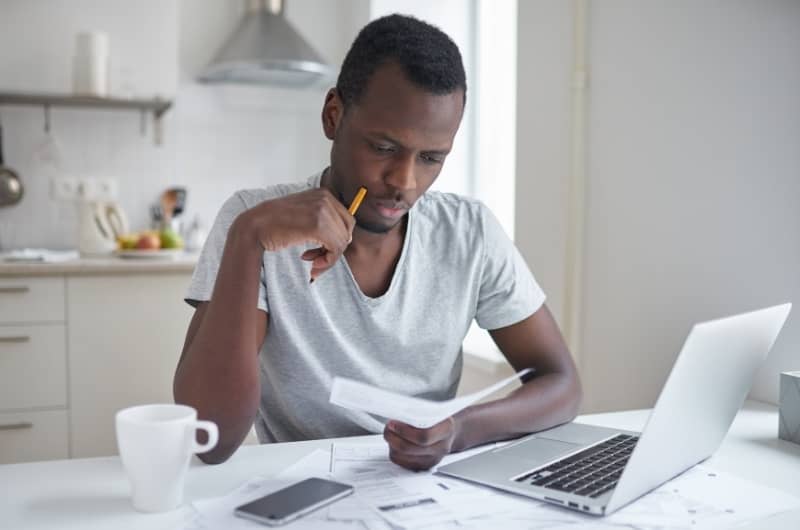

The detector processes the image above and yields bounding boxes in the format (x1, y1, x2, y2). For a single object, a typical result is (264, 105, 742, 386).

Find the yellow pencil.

(309, 187, 367, 285)
(349, 187, 367, 215)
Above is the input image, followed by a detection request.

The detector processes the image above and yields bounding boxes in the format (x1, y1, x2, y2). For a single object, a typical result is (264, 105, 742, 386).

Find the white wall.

(515, 0, 574, 328)
(0, 0, 369, 249)
(516, 0, 800, 411)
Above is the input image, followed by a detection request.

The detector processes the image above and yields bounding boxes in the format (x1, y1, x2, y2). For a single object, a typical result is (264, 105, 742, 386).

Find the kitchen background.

(1, 0, 800, 463)
(0, 0, 368, 249)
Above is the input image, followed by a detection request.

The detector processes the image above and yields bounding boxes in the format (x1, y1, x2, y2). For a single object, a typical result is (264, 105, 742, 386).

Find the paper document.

(183, 440, 800, 530)
(330, 368, 531, 428)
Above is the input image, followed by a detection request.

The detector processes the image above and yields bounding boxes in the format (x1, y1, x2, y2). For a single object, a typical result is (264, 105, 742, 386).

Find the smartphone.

(234, 477, 354, 526)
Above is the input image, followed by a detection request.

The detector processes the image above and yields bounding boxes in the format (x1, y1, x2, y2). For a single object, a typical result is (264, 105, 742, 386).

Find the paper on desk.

(328, 441, 800, 530)
(328, 441, 537, 528)
(330, 368, 531, 428)
(187, 438, 800, 530)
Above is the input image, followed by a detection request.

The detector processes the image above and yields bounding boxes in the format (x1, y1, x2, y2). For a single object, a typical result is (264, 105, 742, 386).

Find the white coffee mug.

(115, 404, 218, 512)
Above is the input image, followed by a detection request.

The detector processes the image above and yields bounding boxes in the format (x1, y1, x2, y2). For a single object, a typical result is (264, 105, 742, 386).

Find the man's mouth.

(373, 200, 409, 219)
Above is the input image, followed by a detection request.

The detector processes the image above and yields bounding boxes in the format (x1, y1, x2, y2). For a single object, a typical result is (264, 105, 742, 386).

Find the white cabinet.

(0, 272, 193, 463)
(0, 410, 69, 464)
(0, 324, 67, 410)
(67, 274, 193, 458)
(0, 277, 68, 464)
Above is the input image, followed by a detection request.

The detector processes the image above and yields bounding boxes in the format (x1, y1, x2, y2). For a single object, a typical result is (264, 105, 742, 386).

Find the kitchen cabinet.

(0, 263, 194, 463)
(0, 277, 69, 463)
(67, 274, 193, 458)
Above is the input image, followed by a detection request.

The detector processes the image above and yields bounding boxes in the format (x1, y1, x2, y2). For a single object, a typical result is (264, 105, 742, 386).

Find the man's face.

(322, 62, 464, 234)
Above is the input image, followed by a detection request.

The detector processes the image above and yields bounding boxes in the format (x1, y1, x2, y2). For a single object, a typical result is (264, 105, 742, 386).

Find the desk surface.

(1, 400, 798, 529)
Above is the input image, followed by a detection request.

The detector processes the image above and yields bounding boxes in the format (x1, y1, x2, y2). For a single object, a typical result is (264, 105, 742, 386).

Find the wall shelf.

(0, 92, 172, 145)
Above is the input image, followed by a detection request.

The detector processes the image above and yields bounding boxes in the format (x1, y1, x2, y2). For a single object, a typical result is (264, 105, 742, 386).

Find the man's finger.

(388, 450, 442, 472)
(387, 419, 453, 447)
(383, 427, 447, 457)
(301, 247, 326, 261)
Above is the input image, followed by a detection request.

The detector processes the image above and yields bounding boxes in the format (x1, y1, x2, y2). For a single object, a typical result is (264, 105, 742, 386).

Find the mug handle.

(191, 420, 219, 454)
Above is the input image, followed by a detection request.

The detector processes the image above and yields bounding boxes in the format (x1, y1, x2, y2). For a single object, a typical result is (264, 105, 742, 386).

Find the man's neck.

(349, 216, 406, 256)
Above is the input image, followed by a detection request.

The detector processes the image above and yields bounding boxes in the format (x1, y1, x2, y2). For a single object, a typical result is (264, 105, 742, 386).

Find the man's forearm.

(451, 371, 582, 452)
(174, 217, 265, 463)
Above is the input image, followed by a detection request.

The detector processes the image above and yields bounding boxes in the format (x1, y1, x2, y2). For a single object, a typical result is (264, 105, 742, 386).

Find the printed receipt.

(329, 368, 532, 429)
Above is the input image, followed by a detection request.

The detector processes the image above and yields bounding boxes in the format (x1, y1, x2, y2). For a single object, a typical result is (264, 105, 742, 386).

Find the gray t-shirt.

(185, 171, 545, 443)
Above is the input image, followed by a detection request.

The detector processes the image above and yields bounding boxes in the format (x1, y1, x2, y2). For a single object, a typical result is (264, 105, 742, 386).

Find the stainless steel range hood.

(198, 0, 333, 88)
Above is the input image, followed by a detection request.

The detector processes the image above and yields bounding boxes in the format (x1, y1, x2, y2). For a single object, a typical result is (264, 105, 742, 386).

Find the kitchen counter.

(0, 253, 199, 276)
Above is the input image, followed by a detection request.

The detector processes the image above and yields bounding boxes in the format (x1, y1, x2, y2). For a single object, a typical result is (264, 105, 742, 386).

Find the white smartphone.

(234, 477, 355, 526)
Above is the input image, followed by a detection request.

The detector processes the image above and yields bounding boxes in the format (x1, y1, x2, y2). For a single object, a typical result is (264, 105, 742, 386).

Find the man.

(174, 14, 581, 470)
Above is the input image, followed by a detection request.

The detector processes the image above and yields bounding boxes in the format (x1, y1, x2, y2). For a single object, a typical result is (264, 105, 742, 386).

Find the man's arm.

(173, 222, 268, 464)
(383, 304, 582, 470)
(173, 189, 356, 464)
(453, 304, 582, 450)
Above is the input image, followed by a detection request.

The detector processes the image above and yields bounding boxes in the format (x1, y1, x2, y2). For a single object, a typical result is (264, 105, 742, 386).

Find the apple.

(159, 228, 184, 249)
(135, 232, 161, 250)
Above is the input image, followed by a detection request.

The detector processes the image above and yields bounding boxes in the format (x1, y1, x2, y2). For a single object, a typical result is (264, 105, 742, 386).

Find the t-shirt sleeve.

(475, 203, 546, 330)
(184, 193, 268, 313)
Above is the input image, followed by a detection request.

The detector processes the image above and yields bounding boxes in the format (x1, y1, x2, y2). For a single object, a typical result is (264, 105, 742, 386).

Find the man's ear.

(321, 88, 344, 140)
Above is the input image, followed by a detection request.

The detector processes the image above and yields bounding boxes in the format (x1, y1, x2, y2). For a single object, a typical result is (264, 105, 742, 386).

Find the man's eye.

(421, 154, 443, 165)
(372, 144, 395, 153)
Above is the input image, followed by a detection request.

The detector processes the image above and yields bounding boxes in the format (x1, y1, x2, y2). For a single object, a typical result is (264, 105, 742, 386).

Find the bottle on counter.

(184, 216, 206, 252)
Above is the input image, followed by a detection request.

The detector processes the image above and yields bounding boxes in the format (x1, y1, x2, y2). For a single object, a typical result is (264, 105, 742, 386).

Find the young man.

(174, 14, 581, 470)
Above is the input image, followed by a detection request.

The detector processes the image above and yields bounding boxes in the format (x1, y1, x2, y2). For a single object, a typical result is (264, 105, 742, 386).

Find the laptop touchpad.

(535, 422, 619, 445)
(499, 438, 582, 465)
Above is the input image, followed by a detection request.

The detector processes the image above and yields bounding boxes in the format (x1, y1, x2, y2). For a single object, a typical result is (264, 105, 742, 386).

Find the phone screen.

(235, 477, 354, 526)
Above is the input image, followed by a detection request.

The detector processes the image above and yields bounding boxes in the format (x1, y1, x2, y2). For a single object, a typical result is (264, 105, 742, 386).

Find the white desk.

(1, 400, 798, 529)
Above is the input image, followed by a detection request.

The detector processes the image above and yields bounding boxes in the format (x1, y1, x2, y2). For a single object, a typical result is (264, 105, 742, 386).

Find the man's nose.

(384, 155, 417, 191)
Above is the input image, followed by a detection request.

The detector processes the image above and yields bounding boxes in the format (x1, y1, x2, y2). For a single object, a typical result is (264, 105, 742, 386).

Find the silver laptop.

(438, 303, 791, 516)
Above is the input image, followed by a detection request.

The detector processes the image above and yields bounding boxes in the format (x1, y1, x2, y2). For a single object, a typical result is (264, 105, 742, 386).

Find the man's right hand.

(239, 188, 356, 281)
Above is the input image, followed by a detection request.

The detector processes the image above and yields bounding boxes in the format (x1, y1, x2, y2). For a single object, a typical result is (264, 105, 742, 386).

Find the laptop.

(438, 303, 791, 516)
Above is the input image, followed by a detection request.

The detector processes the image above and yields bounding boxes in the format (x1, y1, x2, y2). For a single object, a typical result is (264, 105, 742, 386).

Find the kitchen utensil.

(160, 189, 178, 223)
(78, 199, 129, 255)
(169, 187, 187, 217)
(0, 120, 24, 207)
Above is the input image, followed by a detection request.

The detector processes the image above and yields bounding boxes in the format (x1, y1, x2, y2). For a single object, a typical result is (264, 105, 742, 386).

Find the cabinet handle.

(0, 286, 30, 294)
(0, 422, 33, 431)
(0, 335, 30, 343)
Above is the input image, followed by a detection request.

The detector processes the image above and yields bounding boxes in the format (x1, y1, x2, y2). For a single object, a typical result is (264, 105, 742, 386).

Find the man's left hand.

(383, 417, 458, 471)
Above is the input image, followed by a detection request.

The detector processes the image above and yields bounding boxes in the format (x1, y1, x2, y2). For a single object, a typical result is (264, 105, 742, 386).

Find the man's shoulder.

(414, 190, 487, 227)
(220, 175, 319, 214)
(235, 177, 317, 208)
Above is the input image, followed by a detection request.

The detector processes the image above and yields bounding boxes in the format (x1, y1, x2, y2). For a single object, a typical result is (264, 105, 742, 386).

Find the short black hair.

(336, 14, 467, 108)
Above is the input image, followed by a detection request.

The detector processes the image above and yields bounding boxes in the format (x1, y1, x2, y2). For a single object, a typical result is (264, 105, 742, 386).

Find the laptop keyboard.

(514, 434, 639, 498)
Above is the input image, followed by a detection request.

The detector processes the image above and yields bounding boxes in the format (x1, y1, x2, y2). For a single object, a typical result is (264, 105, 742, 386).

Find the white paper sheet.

(328, 441, 800, 530)
(329, 368, 532, 428)
(185, 443, 800, 530)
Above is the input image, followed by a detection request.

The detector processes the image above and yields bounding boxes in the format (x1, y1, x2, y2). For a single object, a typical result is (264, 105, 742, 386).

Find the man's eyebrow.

(368, 132, 451, 154)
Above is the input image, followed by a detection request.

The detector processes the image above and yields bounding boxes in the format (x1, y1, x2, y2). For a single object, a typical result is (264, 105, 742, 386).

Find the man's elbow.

(197, 443, 239, 465)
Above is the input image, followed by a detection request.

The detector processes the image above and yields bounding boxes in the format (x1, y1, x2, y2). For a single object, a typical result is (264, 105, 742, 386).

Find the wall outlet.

(77, 178, 119, 201)
(50, 177, 79, 201)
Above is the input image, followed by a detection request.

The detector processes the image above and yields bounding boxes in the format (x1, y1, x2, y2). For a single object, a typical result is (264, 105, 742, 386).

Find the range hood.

(198, 0, 333, 88)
